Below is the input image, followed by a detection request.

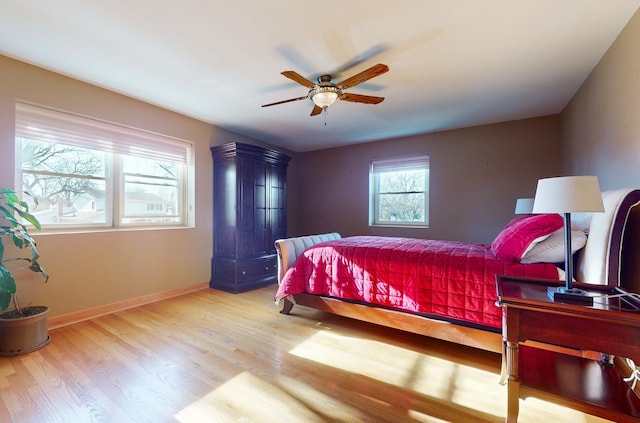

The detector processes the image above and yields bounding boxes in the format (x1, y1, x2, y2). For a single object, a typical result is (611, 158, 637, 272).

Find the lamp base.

(547, 286, 594, 305)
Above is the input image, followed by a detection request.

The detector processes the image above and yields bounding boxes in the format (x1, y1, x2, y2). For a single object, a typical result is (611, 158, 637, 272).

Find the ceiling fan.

(261, 63, 389, 116)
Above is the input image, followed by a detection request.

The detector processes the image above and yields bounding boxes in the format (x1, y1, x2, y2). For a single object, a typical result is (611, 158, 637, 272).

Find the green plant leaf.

(14, 208, 40, 230)
(0, 266, 17, 294)
(11, 232, 26, 249)
(0, 292, 11, 311)
(29, 262, 49, 282)
(1, 189, 20, 204)
(0, 204, 13, 218)
(0, 206, 20, 228)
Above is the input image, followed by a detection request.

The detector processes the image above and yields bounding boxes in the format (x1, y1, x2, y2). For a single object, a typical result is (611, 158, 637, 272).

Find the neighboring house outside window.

(369, 155, 430, 227)
(15, 102, 193, 230)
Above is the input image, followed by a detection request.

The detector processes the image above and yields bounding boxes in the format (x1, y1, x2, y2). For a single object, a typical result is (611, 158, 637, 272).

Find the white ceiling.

(1, 1, 639, 152)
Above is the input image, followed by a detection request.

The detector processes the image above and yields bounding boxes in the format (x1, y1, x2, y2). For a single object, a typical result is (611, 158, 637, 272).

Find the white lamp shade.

(514, 198, 535, 214)
(532, 176, 605, 214)
(311, 90, 339, 108)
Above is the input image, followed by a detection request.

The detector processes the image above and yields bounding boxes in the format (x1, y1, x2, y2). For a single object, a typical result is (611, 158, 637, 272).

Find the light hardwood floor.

(0, 286, 613, 423)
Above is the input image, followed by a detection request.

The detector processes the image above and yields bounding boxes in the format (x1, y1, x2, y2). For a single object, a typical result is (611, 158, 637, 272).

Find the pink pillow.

(491, 214, 564, 262)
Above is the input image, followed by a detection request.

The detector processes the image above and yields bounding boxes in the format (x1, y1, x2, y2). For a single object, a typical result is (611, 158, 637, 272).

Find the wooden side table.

(496, 275, 640, 423)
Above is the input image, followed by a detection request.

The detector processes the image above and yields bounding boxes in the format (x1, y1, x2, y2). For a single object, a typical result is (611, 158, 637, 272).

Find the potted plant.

(0, 187, 49, 356)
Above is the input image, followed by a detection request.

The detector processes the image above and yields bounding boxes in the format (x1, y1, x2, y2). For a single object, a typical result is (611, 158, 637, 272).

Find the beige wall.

(562, 9, 640, 189)
(0, 55, 265, 318)
(288, 116, 562, 244)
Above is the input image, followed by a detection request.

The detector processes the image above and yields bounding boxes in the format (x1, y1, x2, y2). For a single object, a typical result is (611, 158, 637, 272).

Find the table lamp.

(532, 176, 604, 304)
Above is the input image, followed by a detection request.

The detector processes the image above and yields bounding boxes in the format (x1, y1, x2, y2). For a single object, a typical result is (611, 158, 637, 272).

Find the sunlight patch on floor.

(290, 330, 507, 418)
(175, 372, 303, 422)
(289, 329, 613, 423)
(174, 371, 364, 423)
(289, 329, 428, 385)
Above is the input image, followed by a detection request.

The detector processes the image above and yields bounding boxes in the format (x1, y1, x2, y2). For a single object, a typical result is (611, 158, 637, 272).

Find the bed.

(274, 189, 640, 354)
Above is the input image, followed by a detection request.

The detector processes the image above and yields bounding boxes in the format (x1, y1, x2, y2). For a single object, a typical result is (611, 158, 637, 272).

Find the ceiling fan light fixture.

(311, 87, 340, 108)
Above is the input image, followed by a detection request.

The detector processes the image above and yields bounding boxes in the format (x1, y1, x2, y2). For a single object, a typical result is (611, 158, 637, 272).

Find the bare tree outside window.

(20, 139, 107, 224)
(378, 170, 425, 222)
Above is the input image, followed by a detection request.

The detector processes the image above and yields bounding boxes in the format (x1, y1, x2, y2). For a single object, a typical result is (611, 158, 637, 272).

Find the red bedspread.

(275, 236, 560, 329)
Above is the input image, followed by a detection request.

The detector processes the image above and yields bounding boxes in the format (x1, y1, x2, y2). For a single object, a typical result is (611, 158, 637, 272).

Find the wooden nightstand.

(496, 275, 640, 423)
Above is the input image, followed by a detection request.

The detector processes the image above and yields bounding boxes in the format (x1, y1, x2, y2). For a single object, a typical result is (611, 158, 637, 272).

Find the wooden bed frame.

(275, 189, 640, 354)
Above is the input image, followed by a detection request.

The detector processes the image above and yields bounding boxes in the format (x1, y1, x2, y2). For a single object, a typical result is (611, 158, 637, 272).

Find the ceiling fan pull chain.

(323, 107, 328, 126)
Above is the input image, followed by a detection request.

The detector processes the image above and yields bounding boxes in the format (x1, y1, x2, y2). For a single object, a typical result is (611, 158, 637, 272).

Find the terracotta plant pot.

(0, 306, 50, 356)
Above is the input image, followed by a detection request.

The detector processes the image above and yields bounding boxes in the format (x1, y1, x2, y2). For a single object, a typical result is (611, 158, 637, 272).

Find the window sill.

(370, 223, 429, 229)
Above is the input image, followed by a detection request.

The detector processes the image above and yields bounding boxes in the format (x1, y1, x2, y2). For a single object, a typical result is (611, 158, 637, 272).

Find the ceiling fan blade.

(281, 71, 316, 88)
(329, 44, 390, 77)
(261, 95, 308, 108)
(310, 105, 323, 116)
(339, 93, 385, 104)
(336, 64, 389, 90)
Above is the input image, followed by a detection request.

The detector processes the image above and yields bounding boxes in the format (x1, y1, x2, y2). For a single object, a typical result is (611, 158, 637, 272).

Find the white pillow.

(520, 228, 588, 264)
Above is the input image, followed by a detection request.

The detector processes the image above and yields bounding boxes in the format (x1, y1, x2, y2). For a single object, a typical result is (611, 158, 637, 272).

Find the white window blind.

(370, 155, 430, 173)
(15, 102, 190, 164)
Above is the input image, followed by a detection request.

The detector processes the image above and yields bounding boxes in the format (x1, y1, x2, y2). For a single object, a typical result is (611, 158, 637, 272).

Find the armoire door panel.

(239, 159, 254, 183)
(254, 208, 266, 231)
(254, 230, 268, 256)
(253, 162, 267, 186)
(254, 184, 266, 209)
(238, 229, 256, 257)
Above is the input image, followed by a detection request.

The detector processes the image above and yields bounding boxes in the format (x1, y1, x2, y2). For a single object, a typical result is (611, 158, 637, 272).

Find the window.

(369, 155, 430, 227)
(15, 102, 193, 230)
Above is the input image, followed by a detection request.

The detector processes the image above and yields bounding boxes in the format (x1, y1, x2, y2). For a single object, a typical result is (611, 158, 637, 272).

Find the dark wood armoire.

(210, 142, 291, 293)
